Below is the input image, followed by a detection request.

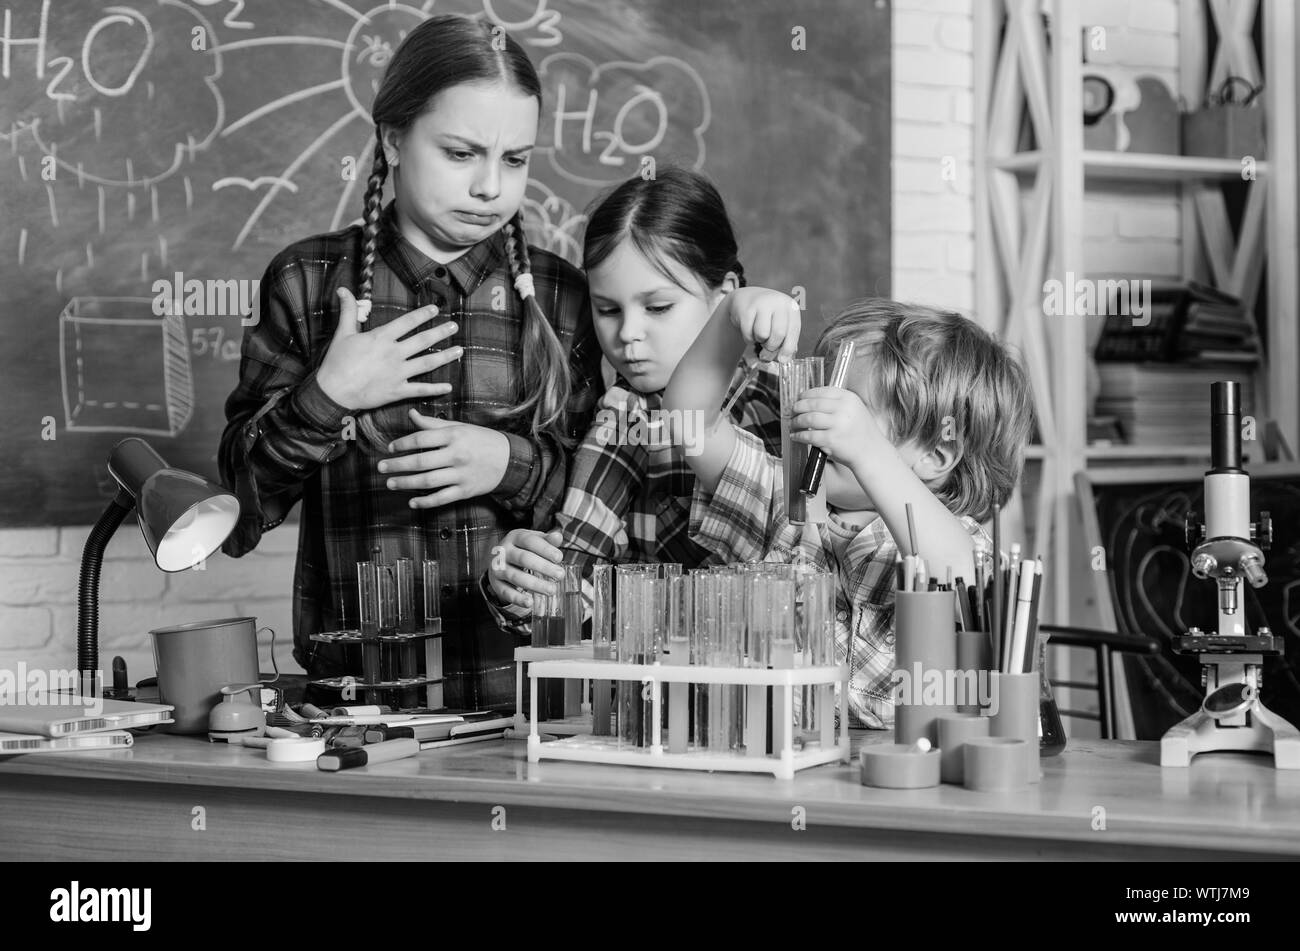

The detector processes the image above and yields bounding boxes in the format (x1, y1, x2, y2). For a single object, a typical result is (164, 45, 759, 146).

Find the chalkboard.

(0, 0, 890, 525)
(1079, 464, 1300, 740)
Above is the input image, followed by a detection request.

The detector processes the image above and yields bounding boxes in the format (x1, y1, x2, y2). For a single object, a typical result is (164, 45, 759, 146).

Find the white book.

(0, 695, 173, 738)
(0, 729, 134, 753)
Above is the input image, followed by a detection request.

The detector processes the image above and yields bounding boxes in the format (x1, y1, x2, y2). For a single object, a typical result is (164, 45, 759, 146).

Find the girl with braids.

(219, 15, 601, 709)
(483, 168, 782, 626)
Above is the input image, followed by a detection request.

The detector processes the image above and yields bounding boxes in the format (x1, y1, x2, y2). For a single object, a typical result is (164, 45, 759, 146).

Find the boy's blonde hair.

(816, 299, 1034, 521)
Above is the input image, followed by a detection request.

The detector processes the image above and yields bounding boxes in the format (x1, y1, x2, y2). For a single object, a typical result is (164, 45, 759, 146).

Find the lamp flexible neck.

(78, 493, 133, 696)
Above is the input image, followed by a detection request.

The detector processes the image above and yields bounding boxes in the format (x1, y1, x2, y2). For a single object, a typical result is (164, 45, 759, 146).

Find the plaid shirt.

(689, 428, 988, 730)
(219, 202, 602, 709)
(482, 363, 782, 633)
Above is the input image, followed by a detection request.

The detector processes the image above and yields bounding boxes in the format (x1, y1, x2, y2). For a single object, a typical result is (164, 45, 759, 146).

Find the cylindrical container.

(963, 736, 1030, 792)
(779, 358, 824, 524)
(859, 744, 941, 789)
(989, 671, 1040, 784)
(590, 563, 613, 736)
(665, 574, 692, 754)
(955, 630, 993, 714)
(421, 559, 443, 710)
(561, 564, 583, 718)
(150, 617, 260, 734)
(893, 590, 958, 747)
(532, 583, 565, 719)
(937, 712, 990, 784)
(356, 561, 382, 704)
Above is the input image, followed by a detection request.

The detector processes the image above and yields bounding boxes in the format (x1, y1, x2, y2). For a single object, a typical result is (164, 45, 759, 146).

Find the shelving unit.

(974, 0, 1297, 613)
(973, 0, 1298, 736)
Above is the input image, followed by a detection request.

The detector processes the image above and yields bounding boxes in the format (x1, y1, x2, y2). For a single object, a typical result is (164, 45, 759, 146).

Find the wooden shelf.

(990, 150, 1270, 183)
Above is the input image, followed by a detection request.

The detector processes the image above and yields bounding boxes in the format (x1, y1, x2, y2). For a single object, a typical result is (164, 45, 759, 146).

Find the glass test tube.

(642, 576, 666, 748)
(591, 563, 614, 735)
(665, 574, 692, 754)
(393, 558, 417, 708)
(356, 560, 382, 703)
(779, 358, 825, 524)
(615, 568, 641, 746)
(562, 564, 583, 718)
(421, 560, 444, 709)
(532, 581, 565, 719)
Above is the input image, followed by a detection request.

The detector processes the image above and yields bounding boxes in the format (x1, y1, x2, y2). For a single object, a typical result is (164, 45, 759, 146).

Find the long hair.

(359, 14, 570, 437)
(582, 166, 746, 292)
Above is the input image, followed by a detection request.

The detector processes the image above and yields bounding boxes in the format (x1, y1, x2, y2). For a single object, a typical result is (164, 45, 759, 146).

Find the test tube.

(591, 563, 614, 735)
(532, 582, 565, 719)
(642, 576, 666, 748)
(615, 567, 643, 746)
(421, 560, 443, 710)
(561, 564, 583, 718)
(393, 558, 417, 708)
(376, 563, 399, 704)
(691, 571, 714, 750)
(356, 560, 381, 704)
(665, 575, 692, 754)
(779, 358, 825, 524)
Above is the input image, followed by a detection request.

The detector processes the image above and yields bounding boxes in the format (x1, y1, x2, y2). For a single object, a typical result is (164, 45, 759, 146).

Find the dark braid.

(501, 212, 571, 435)
(359, 131, 388, 302)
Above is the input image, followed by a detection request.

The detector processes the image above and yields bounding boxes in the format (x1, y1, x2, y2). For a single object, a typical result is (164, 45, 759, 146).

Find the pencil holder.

(962, 737, 1030, 792)
(893, 590, 958, 747)
(955, 630, 993, 714)
(859, 743, 941, 789)
(989, 671, 1040, 784)
(937, 712, 990, 784)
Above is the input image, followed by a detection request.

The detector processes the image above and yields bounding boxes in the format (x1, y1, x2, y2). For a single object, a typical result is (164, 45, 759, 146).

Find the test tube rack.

(309, 621, 444, 708)
(512, 642, 596, 736)
(526, 658, 850, 780)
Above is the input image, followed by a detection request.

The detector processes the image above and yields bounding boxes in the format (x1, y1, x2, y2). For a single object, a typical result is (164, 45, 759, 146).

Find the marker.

(317, 737, 420, 772)
(799, 339, 856, 495)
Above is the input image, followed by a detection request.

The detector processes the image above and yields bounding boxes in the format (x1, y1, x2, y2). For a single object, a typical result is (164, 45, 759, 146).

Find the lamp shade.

(107, 438, 240, 572)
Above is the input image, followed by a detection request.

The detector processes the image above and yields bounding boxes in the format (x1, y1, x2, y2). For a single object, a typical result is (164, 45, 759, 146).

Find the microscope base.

(1161, 703, 1300, 769)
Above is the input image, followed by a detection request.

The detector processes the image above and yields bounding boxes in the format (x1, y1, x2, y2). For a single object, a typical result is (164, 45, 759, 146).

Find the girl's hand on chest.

(316, 288, 462, 411)
(378, 408, 511, 507)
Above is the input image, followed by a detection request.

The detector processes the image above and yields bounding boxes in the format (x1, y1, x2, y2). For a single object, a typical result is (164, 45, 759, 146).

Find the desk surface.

(2, 732, 1298, 860)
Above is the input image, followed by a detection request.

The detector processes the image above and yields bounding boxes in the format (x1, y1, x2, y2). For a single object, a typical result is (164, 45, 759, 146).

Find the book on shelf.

(1095, 362, 1255, 446)
(1094, 281, 1260, 365)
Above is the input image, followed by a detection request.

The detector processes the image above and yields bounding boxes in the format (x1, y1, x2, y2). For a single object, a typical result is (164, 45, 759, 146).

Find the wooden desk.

(1, 732, 1297, 860)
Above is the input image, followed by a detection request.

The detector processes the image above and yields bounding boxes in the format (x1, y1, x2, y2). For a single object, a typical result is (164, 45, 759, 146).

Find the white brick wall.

(892, 0, 1184, 305)
(0, 524, 302, 688)
(892, 0, 976, 312)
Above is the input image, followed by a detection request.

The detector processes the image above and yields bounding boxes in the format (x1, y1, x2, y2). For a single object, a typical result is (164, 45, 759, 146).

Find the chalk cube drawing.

(59, 297, 194, 436)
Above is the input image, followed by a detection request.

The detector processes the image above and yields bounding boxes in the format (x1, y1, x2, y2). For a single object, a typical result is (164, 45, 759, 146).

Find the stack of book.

(0, 695, 173, 753)
(1096, 363, 1255, 446)
(1092, 281, 1259, 445)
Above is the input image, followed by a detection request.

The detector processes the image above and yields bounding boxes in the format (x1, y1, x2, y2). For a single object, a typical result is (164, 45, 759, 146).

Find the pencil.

(991, 505, 1002, 652)
(905, 503, 919, 558)
(1021, 558, 1044, 674)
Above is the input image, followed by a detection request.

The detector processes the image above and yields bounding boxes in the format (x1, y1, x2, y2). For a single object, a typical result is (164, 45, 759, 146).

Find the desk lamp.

(77, 438, 240, 697)
(1162, 382, 1300, 768)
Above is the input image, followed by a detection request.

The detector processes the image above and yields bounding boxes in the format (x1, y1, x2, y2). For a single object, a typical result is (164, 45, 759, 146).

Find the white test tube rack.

(512, 643, 596, 736)
(525, 658, 850, 780)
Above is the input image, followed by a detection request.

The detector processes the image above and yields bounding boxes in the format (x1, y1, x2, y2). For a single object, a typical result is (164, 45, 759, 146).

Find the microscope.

(1161, 381, 1300, 768)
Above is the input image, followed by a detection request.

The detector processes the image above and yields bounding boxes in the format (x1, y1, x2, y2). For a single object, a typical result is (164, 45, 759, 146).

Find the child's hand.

(380, 410, 511, 508)
(316, 288, 462, 411)
(791, 386, 889, 470)
(487, 529, 565, 610)
(726, 287, 801, 362)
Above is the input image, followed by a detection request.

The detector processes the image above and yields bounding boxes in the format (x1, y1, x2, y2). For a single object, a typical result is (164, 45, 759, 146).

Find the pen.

(1009, 559, 1037, 675)
(1021, 558, 1044, 674)
(317, 737, 420, 772)
(799, 339, 856, 495)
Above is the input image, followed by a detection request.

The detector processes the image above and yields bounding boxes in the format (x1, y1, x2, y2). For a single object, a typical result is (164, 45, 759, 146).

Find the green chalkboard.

(0, 0, 890, 524)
